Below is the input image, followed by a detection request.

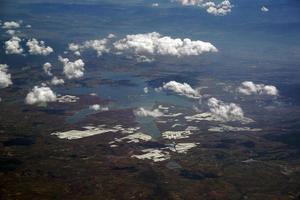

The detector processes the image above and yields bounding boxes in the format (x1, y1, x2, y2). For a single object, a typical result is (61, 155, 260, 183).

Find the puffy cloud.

(74, 51, 81, 56)
(69, 43, 80, 52)
(51, 76, 65, 85)
(107, 33, 116, 39)
(203, 0, 233, 16)
(261, 6, 269, 12)
(152, 3, 159, 7)
(6, 30, 16, 35)
(25, 86, 57, 105)
(2, 21, 20, 29)
(143, 87, 149, 94)
(26, 38, 53, 56)
(158, 81, 201, 99)
(68, 43, 80, 51)
(67, 33, 217, 62)
(238, 81, 278, 96)
(0, 64, 13, 88)
(113, 32, 217, 60)
(176, 0, 233, 16)
(89, 104, 100, 111)
(69, 38, 110, 56)
(83, 39, 109, 56)
(5, 36, 23, 54)
(89, 104, 109, 111)
(58, 56, 85, 79)
(177, 0, 203, 6)
(134, 107, 164, 118)
(43, 62, 52, 76)
(207, 97, 253, 123)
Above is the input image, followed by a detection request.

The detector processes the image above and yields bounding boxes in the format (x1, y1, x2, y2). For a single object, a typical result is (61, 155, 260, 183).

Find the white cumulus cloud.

(6, 30, 16, 35)
(207, 97, 253, 123)
(69, 38, 110, 56)
(68, 43, 80, 51)
(2, 21, 20, 29)
(144, 87, 149, 94)
(203, 0, 233, 16)
(25, 86, 57, 105)
(107, 33, 116, 39)
(26, 38, 53, 56)
(177, 0, 202, 6)
(176, 0, 233, 16)
(261, 6, 269, 12)
(82, 39, 110, 56)
(43, 62, 52, 76)
(238, 81, 278, 96)
(5, 36, 23, 54)
(59, 56, 85, 79)
(0, 64, 13, 88)
(89, 104, 101, 111)
(113, 32, 217, 60)
(158, 81, 201, 99)
(51, 76, 65, 85)
(89, 104, 109, 111)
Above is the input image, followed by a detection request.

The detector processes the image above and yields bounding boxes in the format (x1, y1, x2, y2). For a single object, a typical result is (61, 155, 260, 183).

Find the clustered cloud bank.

(2, 21, 20, 29)
(203, 1, 233, 16)
(4, 37, 53, 56)
(207, 97, 253, 123)
(25, 86, 57, 105)
(157, 81, 201, 99)
(238, 81, 278, 96)
(58, 56, 85, 79)
(0, 64, 13, 88)
(176, 0, 233, 16)
(69, 38, 110, 56)
(5, 36, 23, 54)
(68, 32, 217, 62)
(113, 32, 218, 58)
(26, 38, 53, 56)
